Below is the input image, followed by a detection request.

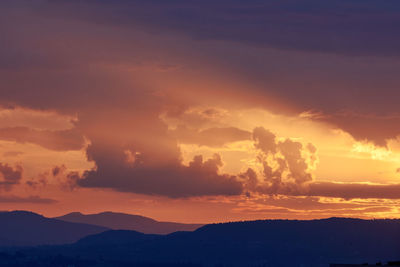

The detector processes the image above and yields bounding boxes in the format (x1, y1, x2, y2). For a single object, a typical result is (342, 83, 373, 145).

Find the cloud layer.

(40, 0, 400, 57)
(2, 0, 400, 146)
(0, 127, 84, 151)
(0, 195, 57, 204)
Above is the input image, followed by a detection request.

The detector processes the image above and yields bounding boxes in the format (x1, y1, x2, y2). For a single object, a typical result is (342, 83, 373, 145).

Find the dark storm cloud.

(68, 93, 246, 197)
(0, 2, 170, 112)
(2, 0, 400, 146)
(77, 143, 243, 198)
(320, 112, 400, 147)
(0, 127, 85, 151)
(39, 0, 400, 57)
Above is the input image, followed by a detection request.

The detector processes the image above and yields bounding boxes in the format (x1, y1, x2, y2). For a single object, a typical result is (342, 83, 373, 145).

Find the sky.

(1, 0, 400, 223)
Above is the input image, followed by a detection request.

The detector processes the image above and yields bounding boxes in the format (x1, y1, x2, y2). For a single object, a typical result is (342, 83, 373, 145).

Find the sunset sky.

(1, 0, 400, 223)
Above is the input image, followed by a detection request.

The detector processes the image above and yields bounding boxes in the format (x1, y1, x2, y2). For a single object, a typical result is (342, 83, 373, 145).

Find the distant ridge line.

(55, 211, 204, 235)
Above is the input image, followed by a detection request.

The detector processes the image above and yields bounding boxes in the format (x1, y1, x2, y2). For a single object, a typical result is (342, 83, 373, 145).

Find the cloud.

(317, 112, 400, 147)
(253, 127, 277, 154)
(0, 127, 85, 151)
(63, 87, 244, 197)
(0, 163, 22, 191)
(235, 193, 398, 218)
(239, 205, 393, 216)
(243, 129, 400, 199)
(38, 0, 400, 57)
(262, 196, 366, 211)
(306, 182, 400, 200)
(25, 172, 48, 189)
(171, 126, 251, 147)
(0, 107, 75, 131)
(246, 127, 316, 195)
(77, 145, 243, 198)
(52, 165, 67, 177)
(162, 107, 229, 130)
(0, 195, 57, 204)
(244, 179, 400, 200)
(2, 151, 24, 157)
(0, 0, 400, 206)
(1, 0, 400, 147)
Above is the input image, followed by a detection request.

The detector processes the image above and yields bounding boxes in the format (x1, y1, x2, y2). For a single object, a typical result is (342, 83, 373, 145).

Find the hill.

(55, 211, 203, 234)
(76, 229, 159, 246)
(2, 217, 399, 266)
(0, 211, 109, 246)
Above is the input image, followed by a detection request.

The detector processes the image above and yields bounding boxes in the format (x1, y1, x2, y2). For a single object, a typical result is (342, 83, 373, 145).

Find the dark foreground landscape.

(0, 211, 399, 267)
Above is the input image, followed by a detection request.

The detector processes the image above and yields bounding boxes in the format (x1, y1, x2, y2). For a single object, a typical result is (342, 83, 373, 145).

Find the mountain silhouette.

(1, 217, 398, 266)
(55, 211, 203, 234)
(0, 211, 109, 247)
(76, 229, 159, 246)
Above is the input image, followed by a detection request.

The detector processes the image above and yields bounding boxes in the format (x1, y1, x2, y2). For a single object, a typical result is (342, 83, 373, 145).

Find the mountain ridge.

(5, 216, 400, 266)
(55, 211, 204, 234)
(0, 215, 399, 266)
(0, 210, 109, 247)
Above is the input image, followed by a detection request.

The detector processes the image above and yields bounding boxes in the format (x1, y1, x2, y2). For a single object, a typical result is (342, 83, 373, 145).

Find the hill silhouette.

(55, 211, 203, 234)
(0, 211, 109, 246)
(1, 217, 398, 266)
(76, 229, 159, 246)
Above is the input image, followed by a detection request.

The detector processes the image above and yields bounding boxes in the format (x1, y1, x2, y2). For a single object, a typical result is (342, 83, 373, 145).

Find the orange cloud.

(307, 182, 400, 200)
(171, 126, 251, 147)
(0, 127, 85, 151)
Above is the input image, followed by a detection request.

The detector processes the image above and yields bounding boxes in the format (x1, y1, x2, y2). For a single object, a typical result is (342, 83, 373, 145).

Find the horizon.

(1, 209, 399, 225)
(1, 0, 400, 224)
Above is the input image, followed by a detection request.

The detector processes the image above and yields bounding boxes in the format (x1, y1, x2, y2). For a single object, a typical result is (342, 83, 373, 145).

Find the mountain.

(0, 211, 109, 247)
(2, 217, 399, 266)
(76, 229, 159, 246)
(55, 211, 203, 234)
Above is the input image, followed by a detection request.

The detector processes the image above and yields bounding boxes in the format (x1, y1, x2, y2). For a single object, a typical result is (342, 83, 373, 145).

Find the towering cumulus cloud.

(243, 127, 317, 195)
(71, 105, 243, 198)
